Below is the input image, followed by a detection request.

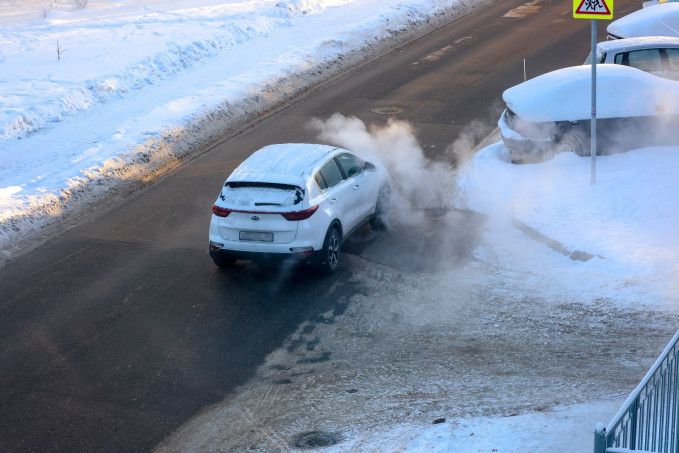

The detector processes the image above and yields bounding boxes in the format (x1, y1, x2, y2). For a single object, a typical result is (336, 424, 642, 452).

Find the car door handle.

(353, 184, 359, 190)
(330, 198, 337, 204)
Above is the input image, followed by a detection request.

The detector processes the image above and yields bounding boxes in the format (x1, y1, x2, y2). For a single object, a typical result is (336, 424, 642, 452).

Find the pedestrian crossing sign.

(573, 0, 613, 19)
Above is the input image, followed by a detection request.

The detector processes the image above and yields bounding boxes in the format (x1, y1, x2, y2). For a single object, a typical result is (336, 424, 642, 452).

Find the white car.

(585, 36, 679, 80)
(208, 143, 389, 274)
(498, 64, 679, 162)
(608, 3, 679, 39)
(644, 0, 679, 8)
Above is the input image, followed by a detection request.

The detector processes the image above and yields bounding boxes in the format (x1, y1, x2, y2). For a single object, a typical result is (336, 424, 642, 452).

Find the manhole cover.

(293, 431, 344, 449)
(371, 106, 405, 115)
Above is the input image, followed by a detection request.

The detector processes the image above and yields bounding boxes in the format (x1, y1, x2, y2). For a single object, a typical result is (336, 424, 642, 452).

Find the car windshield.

(219, 182, 304, 208)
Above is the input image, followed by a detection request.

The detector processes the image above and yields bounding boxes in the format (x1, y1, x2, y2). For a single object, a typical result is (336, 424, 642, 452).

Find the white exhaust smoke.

(309, 113, 455, 227)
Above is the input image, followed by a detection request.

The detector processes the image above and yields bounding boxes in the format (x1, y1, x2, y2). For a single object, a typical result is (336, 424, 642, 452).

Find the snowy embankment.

(0, 0, 484, 259)
(456, 142, 679, 308)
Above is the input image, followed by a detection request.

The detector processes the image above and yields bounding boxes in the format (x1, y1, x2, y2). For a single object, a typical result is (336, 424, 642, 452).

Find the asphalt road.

(0, 1, 640, 451)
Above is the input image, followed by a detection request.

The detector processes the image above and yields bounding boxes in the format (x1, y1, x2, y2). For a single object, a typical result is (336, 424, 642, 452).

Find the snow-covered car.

(608, 3, 679, 39)
(208, 143, 389, 274)
(498, 64, 679, 163)
(585, 36, 679, 80)
(644, 0, 679, 8)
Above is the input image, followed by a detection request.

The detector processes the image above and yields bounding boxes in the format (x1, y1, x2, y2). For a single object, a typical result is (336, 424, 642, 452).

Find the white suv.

(208, 143, 389, 274)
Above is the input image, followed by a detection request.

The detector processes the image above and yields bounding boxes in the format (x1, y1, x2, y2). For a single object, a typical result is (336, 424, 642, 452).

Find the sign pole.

(590, 18, 597, 185)
(574, 0, 612, 185)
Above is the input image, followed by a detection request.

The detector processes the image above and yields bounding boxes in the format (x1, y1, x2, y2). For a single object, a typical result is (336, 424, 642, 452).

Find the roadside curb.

(511, 217, 597, 262)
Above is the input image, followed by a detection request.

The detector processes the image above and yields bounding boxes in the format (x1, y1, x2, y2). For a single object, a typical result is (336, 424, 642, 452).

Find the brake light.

(212, 205, 232, 217)
(281, 205, 319, 221)
(212, 204, 318, 220)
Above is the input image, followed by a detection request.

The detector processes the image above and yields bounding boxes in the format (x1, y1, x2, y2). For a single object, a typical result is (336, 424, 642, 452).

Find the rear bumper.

(209, 246, 325, 265)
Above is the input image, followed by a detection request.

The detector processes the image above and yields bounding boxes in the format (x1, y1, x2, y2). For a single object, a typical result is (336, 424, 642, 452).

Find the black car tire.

(212, 253, 236, 269)
(370, 184, 391, 231)
(555, 133, 587, 157)
(318, 227, 341, 275)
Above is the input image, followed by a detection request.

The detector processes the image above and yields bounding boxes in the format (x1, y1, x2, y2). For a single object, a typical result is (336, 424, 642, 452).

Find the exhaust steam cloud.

(309, 113, 456, 227)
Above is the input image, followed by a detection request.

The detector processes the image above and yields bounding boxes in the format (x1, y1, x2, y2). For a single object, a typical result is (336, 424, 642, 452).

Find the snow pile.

(0, 0, 484, 256)
(456, 142, 679, 306)
(1, 0, 348, 143)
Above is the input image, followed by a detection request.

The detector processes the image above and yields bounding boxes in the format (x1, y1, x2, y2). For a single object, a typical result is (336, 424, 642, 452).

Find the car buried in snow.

(608, 3, 679, 39)
(498, 64, 679, 163)
(644, 0, 679, 8)
(208, 143, 389, 274)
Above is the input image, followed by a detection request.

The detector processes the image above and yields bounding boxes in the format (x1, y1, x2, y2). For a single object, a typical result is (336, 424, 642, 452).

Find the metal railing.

(595, 329, 679, 453)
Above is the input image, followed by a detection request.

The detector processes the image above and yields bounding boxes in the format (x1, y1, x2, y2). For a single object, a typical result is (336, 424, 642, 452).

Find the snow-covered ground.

(4, 0, 679, 452)
(0, 0, 480, 256)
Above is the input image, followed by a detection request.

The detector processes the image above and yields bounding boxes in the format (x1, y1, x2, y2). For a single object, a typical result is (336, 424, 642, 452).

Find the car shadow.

(343, 207, 487, 273)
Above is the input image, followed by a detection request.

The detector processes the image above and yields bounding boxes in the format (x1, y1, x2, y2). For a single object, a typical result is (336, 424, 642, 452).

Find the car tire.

(370, 184, 391, 231)
(555, 133, 587, 157)
(212, 253, 236, 269)
(318, 227, 341, 275)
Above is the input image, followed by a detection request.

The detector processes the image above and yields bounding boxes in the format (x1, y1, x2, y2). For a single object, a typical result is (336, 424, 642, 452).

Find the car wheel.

(319, 227, 341, 275)
(370, 184, 391, 231)
(555, 133, 587, 157)
(212, 253, 236, 269)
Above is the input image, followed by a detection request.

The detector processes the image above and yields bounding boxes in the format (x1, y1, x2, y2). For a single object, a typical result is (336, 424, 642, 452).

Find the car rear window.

(220, 182, 304, 207)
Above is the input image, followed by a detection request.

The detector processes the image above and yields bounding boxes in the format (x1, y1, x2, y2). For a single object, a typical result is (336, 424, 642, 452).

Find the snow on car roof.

(502, 64, 679, 122)
(608, 3, 679, 38)
(597, 36, 679, 53)
(226, 143, 343, 187)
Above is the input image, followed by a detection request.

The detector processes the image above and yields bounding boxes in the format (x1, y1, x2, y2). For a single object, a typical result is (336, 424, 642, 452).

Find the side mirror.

(364, 161, 376, 171)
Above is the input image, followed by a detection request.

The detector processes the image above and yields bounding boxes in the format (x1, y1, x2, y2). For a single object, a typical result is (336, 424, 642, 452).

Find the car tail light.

(212, 205, 232, 217)
(210, 241, 224, 251)
(291, 246, 314, 256)
(281, 205, 319, 221)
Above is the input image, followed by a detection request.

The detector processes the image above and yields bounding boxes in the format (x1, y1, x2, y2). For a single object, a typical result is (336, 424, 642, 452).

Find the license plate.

(239, 231, 274, 242)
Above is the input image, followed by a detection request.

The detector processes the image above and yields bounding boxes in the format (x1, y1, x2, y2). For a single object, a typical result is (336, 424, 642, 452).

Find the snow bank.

(455, 142, 679, 306)
(0, 0, 350, 143)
